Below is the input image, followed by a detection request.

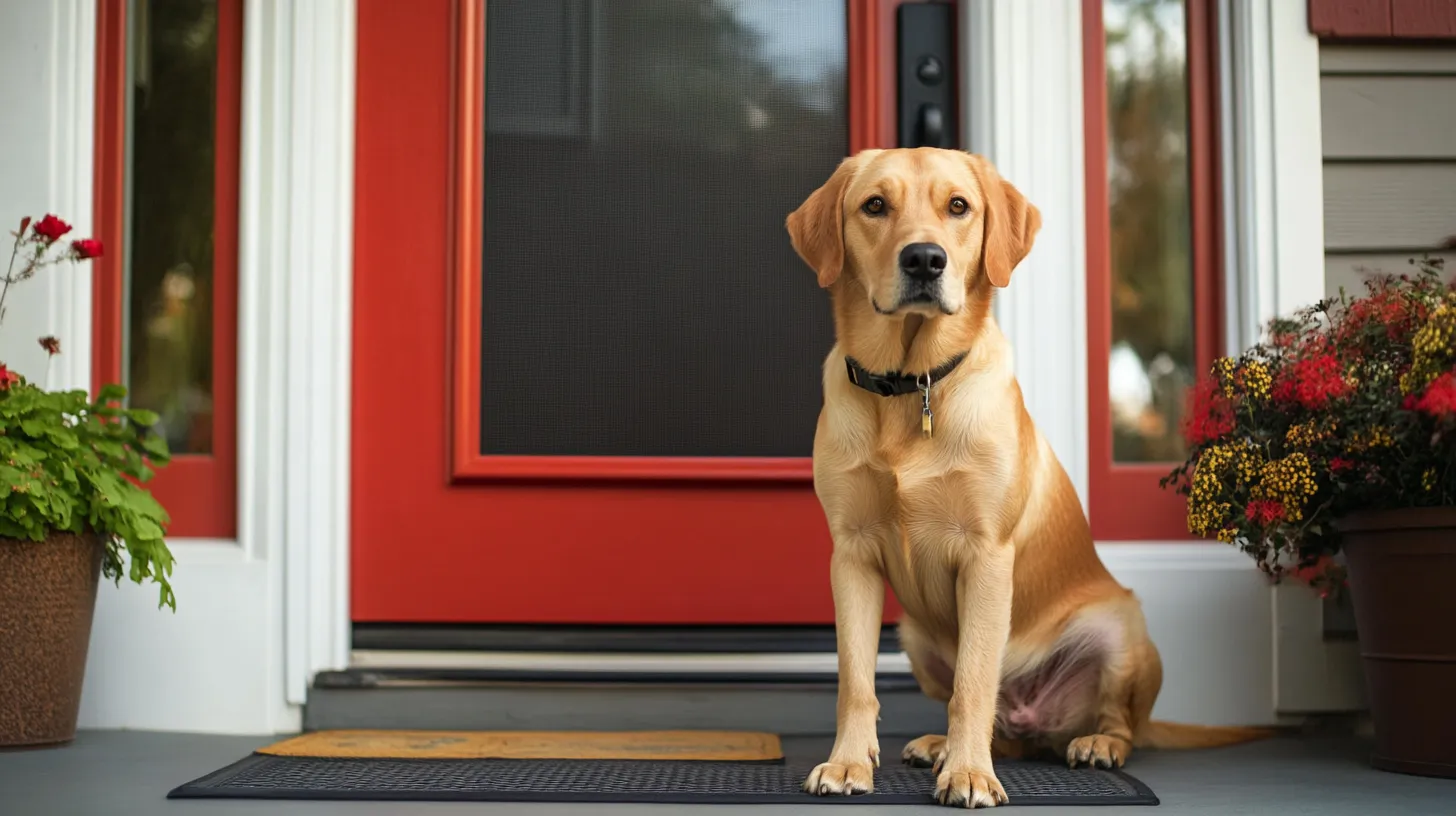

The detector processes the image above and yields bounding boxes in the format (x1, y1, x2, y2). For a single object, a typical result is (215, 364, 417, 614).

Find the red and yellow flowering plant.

(1162, 258, 1456, 597)
(2, 215, 174, 609)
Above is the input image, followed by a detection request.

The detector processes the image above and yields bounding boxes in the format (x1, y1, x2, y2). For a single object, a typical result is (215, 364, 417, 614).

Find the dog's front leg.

(804, 546, 885, 796)
(937, 542, 1014, 808)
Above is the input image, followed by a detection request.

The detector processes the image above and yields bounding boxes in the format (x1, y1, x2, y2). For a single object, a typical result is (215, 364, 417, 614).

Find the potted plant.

(1163, 258, 1456, 778)
(0, 215, 173, 748)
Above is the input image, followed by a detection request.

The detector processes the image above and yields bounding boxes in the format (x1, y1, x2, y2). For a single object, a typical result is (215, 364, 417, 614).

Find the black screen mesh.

(480, 0, 846, 458)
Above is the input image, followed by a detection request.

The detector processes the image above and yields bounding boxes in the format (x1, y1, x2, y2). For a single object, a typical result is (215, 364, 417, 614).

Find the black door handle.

(897, 3, 957, 148)
(917, 103, 944, 148)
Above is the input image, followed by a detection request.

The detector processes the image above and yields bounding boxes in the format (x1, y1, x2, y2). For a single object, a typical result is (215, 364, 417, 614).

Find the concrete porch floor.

(2, 731, 1454, 815)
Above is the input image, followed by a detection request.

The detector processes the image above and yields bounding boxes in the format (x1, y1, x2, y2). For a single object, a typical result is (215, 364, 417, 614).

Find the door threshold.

(349, 649, 913, 676)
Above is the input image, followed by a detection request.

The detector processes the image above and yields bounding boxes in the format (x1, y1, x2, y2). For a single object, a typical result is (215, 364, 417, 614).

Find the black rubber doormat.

(169, 755, 1160, 806)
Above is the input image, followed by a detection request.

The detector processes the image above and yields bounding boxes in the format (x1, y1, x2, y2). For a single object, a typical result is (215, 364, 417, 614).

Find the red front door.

(352, 0, 954, 624)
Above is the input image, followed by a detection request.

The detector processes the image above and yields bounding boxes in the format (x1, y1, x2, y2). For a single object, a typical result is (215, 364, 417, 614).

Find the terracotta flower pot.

(1338, 507, 1456, 779)
(0, 533, 103, 747)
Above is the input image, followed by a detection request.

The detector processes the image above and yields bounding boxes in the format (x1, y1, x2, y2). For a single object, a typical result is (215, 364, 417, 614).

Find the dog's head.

(786, 148, 1040, 317)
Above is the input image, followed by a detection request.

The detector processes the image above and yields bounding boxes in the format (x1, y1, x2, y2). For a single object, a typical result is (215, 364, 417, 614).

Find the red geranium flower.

(38, 336, 61, 356)
(70, 238, 103, 260)
(1288, 555, 1342, 599)
(0, 364, 18, 390)
(1270, 331, 1298, 349)
(1330, 457, 1354, 474)
(1245, 499, 1286, 526)
(1413, 372, 1456, 419)
(1183, 378, 1234, 445)
(31, 214, 72, 244)
(1272, 353, 1350, 410)
(1339, 287, 1423, 343)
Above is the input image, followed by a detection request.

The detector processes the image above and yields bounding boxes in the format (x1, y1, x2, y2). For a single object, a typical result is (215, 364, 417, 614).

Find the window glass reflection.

(1104, 0, 1196, 463)
(125, 0, 219, 454)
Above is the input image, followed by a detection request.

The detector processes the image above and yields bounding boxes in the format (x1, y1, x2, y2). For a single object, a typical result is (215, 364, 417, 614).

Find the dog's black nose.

(899, 243, 947, 281)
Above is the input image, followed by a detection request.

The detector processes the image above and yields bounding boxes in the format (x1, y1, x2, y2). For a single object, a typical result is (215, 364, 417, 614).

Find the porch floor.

(3, 731, 1453, 815)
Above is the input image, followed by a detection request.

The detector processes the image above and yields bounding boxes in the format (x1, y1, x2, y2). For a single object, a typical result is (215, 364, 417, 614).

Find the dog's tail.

(1134, 720, 1277, 750)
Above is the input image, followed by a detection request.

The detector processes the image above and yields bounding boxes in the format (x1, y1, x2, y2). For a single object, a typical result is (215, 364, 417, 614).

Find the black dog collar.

(844, 352, 968, 398)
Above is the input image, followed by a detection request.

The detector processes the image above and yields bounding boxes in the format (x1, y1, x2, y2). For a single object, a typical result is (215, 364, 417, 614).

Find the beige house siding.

(1320, 45, 1456, 298)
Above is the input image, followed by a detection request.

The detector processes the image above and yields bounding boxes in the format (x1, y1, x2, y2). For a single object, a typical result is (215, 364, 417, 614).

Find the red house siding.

(1310, 0, 1456, 39)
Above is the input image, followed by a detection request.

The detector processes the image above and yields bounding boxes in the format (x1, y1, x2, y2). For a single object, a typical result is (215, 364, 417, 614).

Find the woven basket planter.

(0, 533, 103, 747)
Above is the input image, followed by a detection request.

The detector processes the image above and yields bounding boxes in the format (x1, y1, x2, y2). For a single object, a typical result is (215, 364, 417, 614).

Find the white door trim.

(1220, 0, 1329, 347)
(241, 0, 357, 706)
(45, 0, 98, 394)
(962, 0, 1091, 510)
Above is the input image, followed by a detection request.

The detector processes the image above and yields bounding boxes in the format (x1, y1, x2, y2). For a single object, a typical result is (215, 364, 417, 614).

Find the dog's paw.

(934, 764, 1007, 809)
(803, 760, 875, 796)
(1066, 734, 1131, 769)
(902, 734, 948, 769)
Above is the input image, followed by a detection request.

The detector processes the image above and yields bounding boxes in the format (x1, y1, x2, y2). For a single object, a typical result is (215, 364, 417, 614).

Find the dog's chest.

(870, 404, 1017, 523)
(866, 401, 1020, 576)
(863, 463, 991, 628)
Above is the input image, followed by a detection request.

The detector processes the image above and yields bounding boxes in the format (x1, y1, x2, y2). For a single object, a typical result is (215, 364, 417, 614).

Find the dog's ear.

(966, 155, 1040, 288)
(786, 154, 864, 288)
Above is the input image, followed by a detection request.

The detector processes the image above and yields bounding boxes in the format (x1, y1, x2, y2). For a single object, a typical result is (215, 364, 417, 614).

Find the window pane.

(125, 0, 218, 454)
(1104, 0, 1195, 463)
(478, 0, 846, 457)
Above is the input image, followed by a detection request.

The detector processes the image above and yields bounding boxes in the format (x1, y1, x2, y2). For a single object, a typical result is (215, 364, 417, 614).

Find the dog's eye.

(948, 197, 970, 217)
(862, 196, 886, 216)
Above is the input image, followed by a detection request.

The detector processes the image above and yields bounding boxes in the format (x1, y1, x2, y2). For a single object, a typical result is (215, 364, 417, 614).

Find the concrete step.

(306, 670, 946, 737)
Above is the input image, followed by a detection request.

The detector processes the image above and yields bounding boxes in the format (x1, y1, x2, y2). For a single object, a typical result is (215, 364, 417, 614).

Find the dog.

(786, 147, 1270, 808)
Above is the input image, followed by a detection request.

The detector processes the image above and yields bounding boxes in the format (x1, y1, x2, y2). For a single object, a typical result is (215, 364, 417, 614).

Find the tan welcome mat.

(256, 729, 784, 762)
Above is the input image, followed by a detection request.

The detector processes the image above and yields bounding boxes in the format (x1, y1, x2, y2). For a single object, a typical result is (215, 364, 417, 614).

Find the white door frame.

(250, 0, 357, 709)
(76, 0, 356, 735)
(75, 0, 1357, 734)
(322, 0, 1359, 726)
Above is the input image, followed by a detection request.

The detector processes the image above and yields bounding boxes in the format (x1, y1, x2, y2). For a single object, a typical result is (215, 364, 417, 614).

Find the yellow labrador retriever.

(786, 148, 1268, 808)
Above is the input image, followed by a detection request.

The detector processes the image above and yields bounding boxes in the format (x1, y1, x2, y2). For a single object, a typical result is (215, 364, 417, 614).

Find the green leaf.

(128, 514, 165, 541)
(0, 516, 31, 539)
(44, 428, 79, 450)
(19, 418, 49, 437)
(92, 438, 126, 460)
(126, 408, 160, 427)
(139, 433, 170, 460)
(97, 384, 127, 403)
